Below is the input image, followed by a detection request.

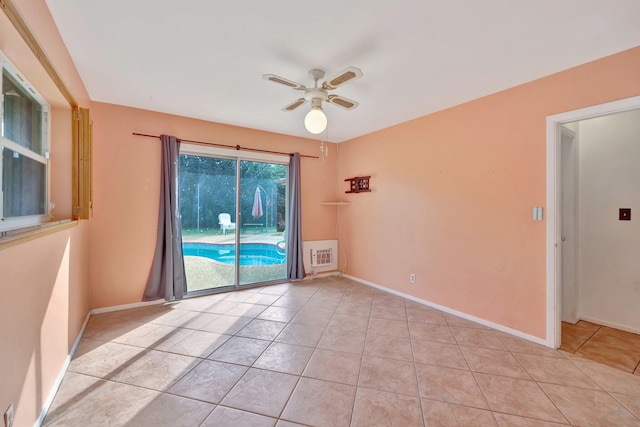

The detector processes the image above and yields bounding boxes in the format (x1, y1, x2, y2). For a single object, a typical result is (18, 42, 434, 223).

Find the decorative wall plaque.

(345, 176, 371, 193)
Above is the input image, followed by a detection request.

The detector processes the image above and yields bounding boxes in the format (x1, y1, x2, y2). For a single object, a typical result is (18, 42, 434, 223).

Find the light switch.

(532, 207, 543, 221)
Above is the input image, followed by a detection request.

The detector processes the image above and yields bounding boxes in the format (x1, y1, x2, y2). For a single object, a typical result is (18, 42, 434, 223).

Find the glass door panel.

(179, 155, 237, 293)
(238, 160, 287, 286)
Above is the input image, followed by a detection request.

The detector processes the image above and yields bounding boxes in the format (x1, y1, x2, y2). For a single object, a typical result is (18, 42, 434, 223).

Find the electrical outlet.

(4, 404, 14, 427)
(409, 273, 416, 283)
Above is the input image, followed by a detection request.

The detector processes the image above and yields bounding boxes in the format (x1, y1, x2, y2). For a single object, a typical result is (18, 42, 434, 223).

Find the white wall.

(578, 108, 640, 332)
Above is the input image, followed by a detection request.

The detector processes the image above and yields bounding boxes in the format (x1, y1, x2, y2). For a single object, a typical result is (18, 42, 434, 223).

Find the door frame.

(545, 95, 640, 348)
(180, 143, 290, 294)
(560, 126, 578, 324)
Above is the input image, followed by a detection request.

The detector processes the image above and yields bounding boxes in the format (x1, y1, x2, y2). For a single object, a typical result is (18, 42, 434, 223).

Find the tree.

(179, 155, 287, 232)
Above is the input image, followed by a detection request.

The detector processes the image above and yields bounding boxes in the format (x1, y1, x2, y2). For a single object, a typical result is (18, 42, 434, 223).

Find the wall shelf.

(320, 201, 351, 206)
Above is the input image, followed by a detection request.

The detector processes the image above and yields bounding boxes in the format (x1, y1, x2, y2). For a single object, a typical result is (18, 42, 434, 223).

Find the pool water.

(183, 242, 285, 266)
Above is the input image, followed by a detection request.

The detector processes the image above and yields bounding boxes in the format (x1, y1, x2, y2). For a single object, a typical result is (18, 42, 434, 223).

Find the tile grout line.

(405, 298, 428, 427)
(449, 320, 502, 425)
(205, 284, 299, 422)
(258, 280, 350, 424)
(538, 349, 640, 425)
(344, 285, 371, 426)
(608, 393, 640, 424)
(347, 285, 376, 426)
(171, 289, 292, 423)
(148, 302, 255, 424)
(571, 324, 601, 354)
(533, 379, 579, 426)
(496, 333, 572, 426)
(564, 322, 640, 374)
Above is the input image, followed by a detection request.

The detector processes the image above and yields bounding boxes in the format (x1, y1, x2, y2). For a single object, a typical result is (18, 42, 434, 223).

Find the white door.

(560, 127, 578, 323)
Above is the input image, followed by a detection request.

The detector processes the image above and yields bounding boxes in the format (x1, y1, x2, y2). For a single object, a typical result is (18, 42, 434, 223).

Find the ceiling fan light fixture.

(264, 66, 363, 135)
(304, 106, 327, 134)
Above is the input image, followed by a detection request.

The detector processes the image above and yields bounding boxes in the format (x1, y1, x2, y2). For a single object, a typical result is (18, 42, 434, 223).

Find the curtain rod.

(132, 133, 319, 159)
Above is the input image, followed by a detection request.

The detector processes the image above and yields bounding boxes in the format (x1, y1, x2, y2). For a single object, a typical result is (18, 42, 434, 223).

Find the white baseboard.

(35, 311, 91, 427)
(577, 315, 640, 335)
(91, 299, 165, 315)
(304, 271, 341, 280)
(343, 274, 551, 348)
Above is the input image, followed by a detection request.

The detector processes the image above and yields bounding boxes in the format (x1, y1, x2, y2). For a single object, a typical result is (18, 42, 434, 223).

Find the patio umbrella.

(252, 187, 264, 218)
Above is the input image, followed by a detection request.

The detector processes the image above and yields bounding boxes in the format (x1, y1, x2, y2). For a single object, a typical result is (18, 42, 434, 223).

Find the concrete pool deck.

(182, 230, 285, 245)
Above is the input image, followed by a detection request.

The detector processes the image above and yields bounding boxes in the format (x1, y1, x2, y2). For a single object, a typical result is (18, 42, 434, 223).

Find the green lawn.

(184, 256, 286, 292)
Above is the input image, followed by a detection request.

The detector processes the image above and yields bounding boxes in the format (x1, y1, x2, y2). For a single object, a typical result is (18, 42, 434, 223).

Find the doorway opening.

(546, 96, 640, 349)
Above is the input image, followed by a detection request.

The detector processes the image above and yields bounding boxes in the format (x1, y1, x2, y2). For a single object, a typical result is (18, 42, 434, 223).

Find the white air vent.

(311, 248, 332, 267)
(302, 240, 338, 273)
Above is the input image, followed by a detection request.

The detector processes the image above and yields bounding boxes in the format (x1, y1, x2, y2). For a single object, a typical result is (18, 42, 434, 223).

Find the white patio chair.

(218, 213, 236, 234)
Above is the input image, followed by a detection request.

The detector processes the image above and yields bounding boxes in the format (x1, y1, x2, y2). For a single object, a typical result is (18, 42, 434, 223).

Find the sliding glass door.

(179, 149, 288, 294)
(239, 160, 287, 286)
(180, 155, 238, 292)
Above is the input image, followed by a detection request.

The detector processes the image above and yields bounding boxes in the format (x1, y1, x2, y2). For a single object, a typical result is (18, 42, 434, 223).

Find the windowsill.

(0, 219, 78, 251)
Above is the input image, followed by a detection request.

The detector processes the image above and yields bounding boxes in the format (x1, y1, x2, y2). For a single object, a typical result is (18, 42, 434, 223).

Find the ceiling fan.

(262, 67, 363, 134)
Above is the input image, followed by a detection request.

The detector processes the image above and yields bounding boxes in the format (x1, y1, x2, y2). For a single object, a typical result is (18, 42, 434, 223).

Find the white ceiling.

(44, 0, 640, 143)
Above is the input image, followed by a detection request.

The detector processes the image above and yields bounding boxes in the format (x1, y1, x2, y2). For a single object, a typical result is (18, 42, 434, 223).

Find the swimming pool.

(182, 242, 285, 266)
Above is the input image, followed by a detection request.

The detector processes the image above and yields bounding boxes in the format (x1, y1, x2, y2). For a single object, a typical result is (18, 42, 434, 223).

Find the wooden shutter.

(72, 107, 92, 219)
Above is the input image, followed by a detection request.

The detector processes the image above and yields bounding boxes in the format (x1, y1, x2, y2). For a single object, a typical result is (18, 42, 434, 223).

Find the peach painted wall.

(89, 102, 336, 309)
(0, 2, 91, 426)
(337, 47, 640, 340)
(0, 224, 90, 427)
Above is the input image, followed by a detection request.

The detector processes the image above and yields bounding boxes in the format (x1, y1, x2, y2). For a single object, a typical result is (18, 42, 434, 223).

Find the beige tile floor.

(43, 277, 640, 426)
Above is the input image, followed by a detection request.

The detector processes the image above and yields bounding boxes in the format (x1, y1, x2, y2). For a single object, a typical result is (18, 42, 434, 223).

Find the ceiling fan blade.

(282, 98, 307, 111)
(322, 66, 363, 90)
(262, 74, 307, 90)
(327, 94, 359, 110)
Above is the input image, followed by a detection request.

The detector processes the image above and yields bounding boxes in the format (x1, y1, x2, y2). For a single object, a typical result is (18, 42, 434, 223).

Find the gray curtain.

(287, 152, 305, 280)
(143, 135, 186, 301)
